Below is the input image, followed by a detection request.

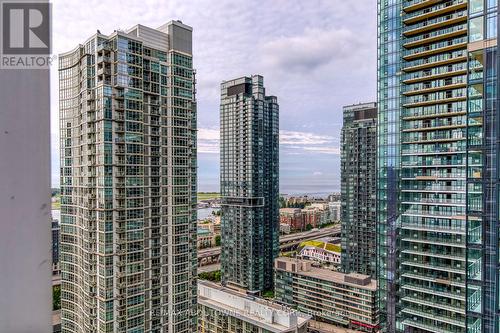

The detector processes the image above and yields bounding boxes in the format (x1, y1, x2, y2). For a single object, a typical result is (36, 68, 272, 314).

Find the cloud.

(198, 128, 220, 154)
(280, 130, 340, 156)
(313, 171, 323, 176)
(280, 130, 336, 145)
(196, 128, 340, 156)
(303, 146, 341, 155)
(261, 27, 363, 73)
(50, 0, 374, 191)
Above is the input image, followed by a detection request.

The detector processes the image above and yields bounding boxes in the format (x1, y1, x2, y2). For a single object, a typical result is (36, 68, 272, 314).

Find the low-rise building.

(280, 204, 333, 232)
(280, 208, 304, 230)
(299, 244, 340, 265)
(197, 219, 221, 249)
(280, 223, 291, 234)
(198, 280, 311, 333)
(274, 257, 378, 332)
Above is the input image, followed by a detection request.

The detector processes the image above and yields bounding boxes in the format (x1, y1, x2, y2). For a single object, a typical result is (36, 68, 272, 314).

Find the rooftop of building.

(279, 208, 302, 213)
(299, 240, 341, 253)
(198, 280, 311, 333)
(275, 257, 376, 291)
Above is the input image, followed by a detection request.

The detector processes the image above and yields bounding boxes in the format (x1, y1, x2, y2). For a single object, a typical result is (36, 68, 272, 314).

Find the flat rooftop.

(276, 257, 376, 291)
(198, 280, 311, 333)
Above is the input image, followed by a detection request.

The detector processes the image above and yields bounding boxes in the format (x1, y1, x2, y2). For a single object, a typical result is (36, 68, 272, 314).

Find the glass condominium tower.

(341, 102, 378, 277)
(377, 0, 500, 332)
(58, 21, 198, 333)
(220, 75, 279, 294)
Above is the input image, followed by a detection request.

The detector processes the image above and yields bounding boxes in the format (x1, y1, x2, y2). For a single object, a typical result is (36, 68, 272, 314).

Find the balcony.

(404, 24, 467, 49)
(402, 223, 465, 234)
(401, 260, 464, 274)
(403, 37, 467, 61)
(97, 67, 111, 76)
(96, 56, 111, 64)
(403, 0, 441, 13)
(401, 272, 465, 287)
(402, 284, 465, 303)
(402, 110, 466, 120)
(402, 121, 466, 133)
(402, 296, 465, 314)
(404, 11, 467, 36)
(402, 249, 465, 262)
(403, 65, 467, 84)
(403, 82, 466, 96)
(403, 0, 467, 24)
(402, 307, 465, 328)
(403, 53, 466, 72)
(403, 94, 466, 108)
(402, 237, 465, 248)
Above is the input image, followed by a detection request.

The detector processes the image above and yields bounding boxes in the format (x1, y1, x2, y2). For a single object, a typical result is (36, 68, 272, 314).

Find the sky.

(50, 0, 377, 194)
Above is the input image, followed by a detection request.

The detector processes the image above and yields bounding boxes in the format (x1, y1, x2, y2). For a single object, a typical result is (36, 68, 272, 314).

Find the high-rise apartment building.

(220, 75, 279, 294)
(340, 102, 377, 277)
(377, 1, 499, 332)
(59, 21, 198, 333)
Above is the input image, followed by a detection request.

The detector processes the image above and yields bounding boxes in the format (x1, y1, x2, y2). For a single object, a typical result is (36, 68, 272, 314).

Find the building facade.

(280, 208, 304, 231)
(341, 102, 377, 277)
(59, 21, 198, 333)
(298, 245, 341, 265)
(220, 75, 279, 294)
(377, 1, 500, 332)
(198, 280, 310, 333)
(274, 257, 378, 332)
(329, 201, 342, 222)
(52, 212, 61, 276)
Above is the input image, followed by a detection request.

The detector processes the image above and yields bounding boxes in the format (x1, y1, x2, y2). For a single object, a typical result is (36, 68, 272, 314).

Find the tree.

(305, 223, 313, 231)
(198, 270, 221, 282)
(53, 285, 61, 310)
(215, 234, 221, 246)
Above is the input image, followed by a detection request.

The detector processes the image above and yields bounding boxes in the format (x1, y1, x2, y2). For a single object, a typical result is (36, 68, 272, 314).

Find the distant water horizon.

(197, 184, 339, 197)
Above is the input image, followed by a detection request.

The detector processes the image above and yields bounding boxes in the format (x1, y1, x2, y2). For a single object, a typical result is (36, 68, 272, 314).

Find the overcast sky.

(50, 0, 377, 193)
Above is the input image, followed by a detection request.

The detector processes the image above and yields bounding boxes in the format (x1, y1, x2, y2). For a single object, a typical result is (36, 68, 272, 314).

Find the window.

(470, 17, 484, 42)
(470, 0, 484, 14)
(487, 13, 497, 39)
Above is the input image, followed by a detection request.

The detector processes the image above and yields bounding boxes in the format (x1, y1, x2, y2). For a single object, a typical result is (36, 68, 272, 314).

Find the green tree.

(199, 270, 221, 282)
(53, 285, 61, 310)
(305, 223, 313, 231)
(215, 234, 221, 246)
